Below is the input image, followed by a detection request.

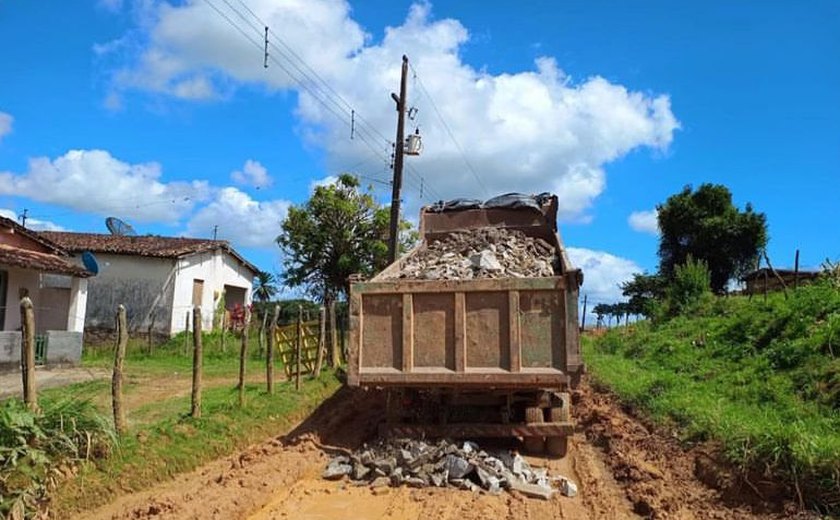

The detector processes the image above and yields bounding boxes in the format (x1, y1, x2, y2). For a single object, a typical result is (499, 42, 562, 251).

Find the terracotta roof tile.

(0, 244, 90, 277)
(39, 232, 259, 274)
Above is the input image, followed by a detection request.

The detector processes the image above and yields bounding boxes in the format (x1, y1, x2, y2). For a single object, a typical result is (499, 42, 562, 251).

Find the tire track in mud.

(78, 380, 811, 520)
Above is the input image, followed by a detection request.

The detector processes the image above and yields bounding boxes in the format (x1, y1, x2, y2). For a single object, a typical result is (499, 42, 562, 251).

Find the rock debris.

(386, 228, 559, 280)
(323, 438, 577, 500)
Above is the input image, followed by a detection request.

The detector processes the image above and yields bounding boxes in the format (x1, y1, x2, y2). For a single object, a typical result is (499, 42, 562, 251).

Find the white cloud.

(0, 111, 12, 142)
(186, 187, 290, 248)
(103, 1, 679, 221)
(231, 159, 272, 188)
(567, 247, 640, 304)
(0, 208, 65, 232)
(309, 175, 338, 192)
(0, 149, 209, 222)
(628, 209, 659, 235)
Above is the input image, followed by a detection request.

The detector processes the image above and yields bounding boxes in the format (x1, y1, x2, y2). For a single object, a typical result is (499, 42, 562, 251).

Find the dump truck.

(347, 193, 583, 456)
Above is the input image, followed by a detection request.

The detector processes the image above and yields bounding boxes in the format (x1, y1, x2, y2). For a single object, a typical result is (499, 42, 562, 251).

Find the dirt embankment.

(77, 379, 811, 520)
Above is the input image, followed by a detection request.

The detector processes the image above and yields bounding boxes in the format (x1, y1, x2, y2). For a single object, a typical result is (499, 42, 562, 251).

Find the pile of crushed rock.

(386, 228, 559, 280)
(322, 438, 576, 500)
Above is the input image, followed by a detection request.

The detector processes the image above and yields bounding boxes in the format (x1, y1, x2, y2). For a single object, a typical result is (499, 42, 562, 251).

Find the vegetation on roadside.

(586, 279, 840, 513)
(50, 371, 340, 517)
(0, 397, 116, 518)
(1, 325, 340, 518)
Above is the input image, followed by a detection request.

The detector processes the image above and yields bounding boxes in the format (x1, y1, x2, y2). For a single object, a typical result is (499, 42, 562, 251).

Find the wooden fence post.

(191, 306, 203, 418)
(266, 305, 279, 394)
(183, 311, 190, 356)
(220, 312, 226, 354)
(329, 301, 338, 368)
(112, 304, 128, 436)
(238, 309, 250, 407)
(258, 309, 268, 359)
(295, 305, 302, 391)
(20, 297, 37, 412)
(314, 306, 326, 376)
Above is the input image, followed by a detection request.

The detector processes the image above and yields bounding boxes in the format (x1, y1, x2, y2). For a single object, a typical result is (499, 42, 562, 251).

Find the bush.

(664, 255, 712, 317)
(0, 398, 116, 517)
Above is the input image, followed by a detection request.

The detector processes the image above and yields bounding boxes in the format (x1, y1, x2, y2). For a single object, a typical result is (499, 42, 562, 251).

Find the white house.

(40, 232, 259, 336)
(1, 216, 90, 369)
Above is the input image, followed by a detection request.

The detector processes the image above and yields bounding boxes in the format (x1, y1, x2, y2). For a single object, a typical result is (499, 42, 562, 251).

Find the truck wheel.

(523, 406, 545, 454)
(546, 436, 568, 457)
(549, 392, 571, 423)
(525, 406, 544, 424)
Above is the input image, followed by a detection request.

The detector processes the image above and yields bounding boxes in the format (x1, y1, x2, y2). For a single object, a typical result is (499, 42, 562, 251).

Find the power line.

(206, 0, 441, 203)
(408, 62, 490, 198)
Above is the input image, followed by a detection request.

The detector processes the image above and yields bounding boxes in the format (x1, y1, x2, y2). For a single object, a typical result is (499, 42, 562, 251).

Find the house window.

(192, 279, 204, 308)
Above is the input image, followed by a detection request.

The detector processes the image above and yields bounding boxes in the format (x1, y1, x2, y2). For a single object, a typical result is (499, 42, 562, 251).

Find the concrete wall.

(45, 330, 82, 366)
(169, 251, 254, 333)
(0, 331, 21, 370)
(84, 254, 176, 334)
(3, 267, 41, 330)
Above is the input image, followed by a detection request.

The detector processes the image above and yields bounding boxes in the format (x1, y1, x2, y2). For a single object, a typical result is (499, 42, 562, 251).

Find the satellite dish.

(105, 217, 136, 236)
(81, 251, 99, 275)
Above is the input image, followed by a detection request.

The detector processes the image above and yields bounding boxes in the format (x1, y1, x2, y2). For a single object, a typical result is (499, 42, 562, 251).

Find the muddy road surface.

(79, 378, 806, 520)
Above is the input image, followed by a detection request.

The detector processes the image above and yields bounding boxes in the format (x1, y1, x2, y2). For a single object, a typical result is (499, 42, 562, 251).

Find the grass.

(585, 281, 840, 514)
(25, 330, 341, 517)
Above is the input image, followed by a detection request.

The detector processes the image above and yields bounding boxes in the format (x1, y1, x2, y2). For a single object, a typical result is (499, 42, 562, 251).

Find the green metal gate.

(35, 334, 47, 366)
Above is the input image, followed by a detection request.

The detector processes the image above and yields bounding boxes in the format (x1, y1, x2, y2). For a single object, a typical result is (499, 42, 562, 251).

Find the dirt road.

(78, 379, 806, 520)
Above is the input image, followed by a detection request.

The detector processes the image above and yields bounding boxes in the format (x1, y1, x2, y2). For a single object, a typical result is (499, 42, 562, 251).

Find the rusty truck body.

(347, 194, 583, 455)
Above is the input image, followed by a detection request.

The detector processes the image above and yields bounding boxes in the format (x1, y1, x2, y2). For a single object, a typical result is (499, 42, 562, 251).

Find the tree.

(277, 173, 414, 304)
(621, 272, 666, 318)
(593, 303, 609, 328)
(658, 184, 767, 293)
(253, 271, 279, 303)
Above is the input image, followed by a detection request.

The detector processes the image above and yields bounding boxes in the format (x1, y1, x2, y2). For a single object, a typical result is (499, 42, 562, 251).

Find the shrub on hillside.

(663, 255, 713, 318)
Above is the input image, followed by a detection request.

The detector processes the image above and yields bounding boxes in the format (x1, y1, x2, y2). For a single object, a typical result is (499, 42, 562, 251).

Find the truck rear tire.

(545, 436, 568, 457)
(523, 406, 545, 454)
(546, 392, 571, 457)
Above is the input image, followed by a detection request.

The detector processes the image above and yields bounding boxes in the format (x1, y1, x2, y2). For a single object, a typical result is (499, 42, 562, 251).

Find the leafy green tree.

(277, 173, 413, 304)
(593, 303, 609, 328)
(658, 183, 767, 293)
(621, 272, 666, 318)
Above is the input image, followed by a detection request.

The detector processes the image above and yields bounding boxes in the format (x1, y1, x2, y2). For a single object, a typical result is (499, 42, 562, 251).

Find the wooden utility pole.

(238, 309, 249, 407)
(266, 305, 279, 394)
(191, 307, 203, 418)
(20, 297, 37, 411)
(794, 249, 801, 290)
(387, 55, 409, 264)
(112, 305, 128, 436)
(580, 294, 588, 332)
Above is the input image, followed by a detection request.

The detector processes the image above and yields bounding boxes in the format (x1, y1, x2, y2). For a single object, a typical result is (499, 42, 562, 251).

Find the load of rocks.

(388, 228, 559, 281)
(322, 438, 577, 500)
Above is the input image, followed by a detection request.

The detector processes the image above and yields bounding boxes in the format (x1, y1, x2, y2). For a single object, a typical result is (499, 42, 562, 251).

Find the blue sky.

(0, 0, 838, 304)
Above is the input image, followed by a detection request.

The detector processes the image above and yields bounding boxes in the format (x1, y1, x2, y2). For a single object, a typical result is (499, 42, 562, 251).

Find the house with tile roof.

(40, 232, 259, 336)
(0, 216, 91, 368)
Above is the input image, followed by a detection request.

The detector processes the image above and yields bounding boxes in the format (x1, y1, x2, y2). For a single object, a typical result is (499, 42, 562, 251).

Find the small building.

(741, 267, 820, 294)
(1, 216, 91, 369)
(40, 232, 259, 336)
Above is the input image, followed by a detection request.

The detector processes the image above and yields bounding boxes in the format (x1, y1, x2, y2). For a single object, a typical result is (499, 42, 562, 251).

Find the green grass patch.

(50, 371, 340, 517)
(585, 281, 840, 514)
